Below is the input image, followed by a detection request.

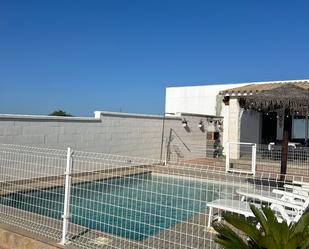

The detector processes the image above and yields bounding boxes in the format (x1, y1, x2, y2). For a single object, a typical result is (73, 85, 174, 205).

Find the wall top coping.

(0, 113, 101, 122)
(94, 111, 181, 120)
(179, 112, 223, 118)
(0, 111, 217, 122)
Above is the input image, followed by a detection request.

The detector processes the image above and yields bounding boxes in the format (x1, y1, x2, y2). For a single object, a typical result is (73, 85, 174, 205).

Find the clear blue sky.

(1, 0, 309, 116)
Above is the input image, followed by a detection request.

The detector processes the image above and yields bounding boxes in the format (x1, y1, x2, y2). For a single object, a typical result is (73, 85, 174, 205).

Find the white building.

(165, 83, 247, 116)
(165, 83, 247, 149)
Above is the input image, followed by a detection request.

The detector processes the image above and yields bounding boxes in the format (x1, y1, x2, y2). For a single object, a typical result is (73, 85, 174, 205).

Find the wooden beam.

(280, 111, 289, 182)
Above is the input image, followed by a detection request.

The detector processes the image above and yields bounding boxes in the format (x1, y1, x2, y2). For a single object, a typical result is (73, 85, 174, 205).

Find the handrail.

(170, 129, 191, 152)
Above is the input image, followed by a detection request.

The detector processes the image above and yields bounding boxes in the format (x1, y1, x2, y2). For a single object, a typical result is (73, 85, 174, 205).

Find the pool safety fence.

(225, 142, 256, 175)
(255, 143, 309, 176)
(165, 138, 309, 177)
(0, 143, 308, 249)
(225, 142, 309, 177)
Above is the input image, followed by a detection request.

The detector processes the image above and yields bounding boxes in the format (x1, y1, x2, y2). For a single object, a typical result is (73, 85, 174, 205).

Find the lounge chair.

(207, 195, 306, 228)
(207, 199, 257, 228)
(236, 188, 308, 206)
(284, 181, 309, 196)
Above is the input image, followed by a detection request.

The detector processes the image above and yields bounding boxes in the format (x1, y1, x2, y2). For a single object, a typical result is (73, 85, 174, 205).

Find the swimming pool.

(1, 173, 232, 241)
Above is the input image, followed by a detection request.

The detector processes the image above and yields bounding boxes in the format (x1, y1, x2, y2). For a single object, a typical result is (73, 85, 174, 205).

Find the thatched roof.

(220, 80, 309, 96)
(238, 84, 309, 114)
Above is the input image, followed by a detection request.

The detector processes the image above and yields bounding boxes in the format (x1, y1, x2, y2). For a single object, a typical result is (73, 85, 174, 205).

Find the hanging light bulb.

(182, 119, 188, 127)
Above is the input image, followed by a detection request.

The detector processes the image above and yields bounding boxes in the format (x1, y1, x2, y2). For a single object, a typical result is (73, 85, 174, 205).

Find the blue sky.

(1, 0, 309, 116)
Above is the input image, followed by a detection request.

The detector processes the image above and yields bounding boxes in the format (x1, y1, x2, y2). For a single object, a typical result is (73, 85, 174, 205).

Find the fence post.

(60, 147, 73, 245)
(225, 142, 230, 172)
(251, 144, 256, 175)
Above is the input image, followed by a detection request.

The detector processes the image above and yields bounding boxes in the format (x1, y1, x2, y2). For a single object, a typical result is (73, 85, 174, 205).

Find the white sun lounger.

(291, 180, 309, 187)
(236, 189, 287, 200)
(237, 189, 309, 209)
(207, 199, 255, 228)
(207, 196, 306, 228)
(237, 189, 308, 206)
(284, 182, 309, 196)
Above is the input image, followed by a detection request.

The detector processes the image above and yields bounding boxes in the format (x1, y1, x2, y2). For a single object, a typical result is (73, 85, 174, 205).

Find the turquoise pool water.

(1, 173, 231, 240)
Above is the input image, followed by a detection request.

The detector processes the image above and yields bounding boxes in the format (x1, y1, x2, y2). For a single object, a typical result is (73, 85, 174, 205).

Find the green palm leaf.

(212, 204, 309, 249)
(222, 212, 261, 244)
(213, 222, 255, 249)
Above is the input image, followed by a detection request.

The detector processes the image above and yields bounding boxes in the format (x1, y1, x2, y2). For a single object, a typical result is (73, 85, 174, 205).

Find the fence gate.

(226, 142, 256, 175)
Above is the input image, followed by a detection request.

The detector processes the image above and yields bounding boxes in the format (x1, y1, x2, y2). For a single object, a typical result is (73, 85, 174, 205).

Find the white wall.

(221, 103, 230, 149)
(240, 110, 261, 143)
(165, 83, 247, 152)
(165, 83, 247, 116)
(0, 111, 212, 160)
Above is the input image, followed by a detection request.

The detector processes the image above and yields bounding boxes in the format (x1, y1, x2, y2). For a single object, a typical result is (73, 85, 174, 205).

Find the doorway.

(261, 112, 277, 143)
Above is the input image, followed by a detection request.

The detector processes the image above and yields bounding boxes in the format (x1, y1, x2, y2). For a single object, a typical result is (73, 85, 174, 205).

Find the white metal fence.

(0, 143, 308, 249)
(225, 142, 309, 177)
(225, 142, 256, 175)
(256, 143, 309, 176)
(0, 144, 67, 241)
(165, 137, 309, 177)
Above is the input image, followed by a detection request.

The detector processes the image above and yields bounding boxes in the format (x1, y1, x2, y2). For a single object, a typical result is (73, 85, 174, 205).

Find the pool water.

(1, 173, 231, 240)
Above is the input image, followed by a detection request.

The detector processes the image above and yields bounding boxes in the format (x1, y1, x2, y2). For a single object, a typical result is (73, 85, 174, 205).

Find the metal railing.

(164, 129, 224, 165)
(0, 143, 308, 249)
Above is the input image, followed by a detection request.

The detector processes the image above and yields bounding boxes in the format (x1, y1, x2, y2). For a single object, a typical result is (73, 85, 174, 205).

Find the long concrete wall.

(0, 111, 215, 160)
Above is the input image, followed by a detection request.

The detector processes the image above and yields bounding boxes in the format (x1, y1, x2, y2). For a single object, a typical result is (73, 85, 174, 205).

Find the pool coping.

(0, 165, 154, 197)
(0, 222, 64, 249)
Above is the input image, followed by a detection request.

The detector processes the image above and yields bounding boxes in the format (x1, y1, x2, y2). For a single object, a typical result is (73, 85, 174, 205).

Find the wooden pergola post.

(280, 110, 289, 182)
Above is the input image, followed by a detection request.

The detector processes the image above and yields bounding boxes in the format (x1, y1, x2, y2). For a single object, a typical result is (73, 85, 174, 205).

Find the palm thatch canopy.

(221, 81, 309, 178)
(238, 84, 309, 114)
